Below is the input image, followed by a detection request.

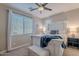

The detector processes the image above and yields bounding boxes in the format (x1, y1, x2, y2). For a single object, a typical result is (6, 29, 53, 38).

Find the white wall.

(0, 4, 8, 51)
(65, 8, 79, 38)
(66, 9, 79, 28)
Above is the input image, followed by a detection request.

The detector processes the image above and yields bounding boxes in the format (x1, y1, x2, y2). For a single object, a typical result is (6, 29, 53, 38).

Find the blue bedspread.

(40, 35, 66, 48)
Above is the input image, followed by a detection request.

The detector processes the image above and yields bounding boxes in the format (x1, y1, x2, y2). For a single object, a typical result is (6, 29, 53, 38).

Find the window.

(24, 16, 33, 34)
(11, 13, 23, 35)
(10, 12, 33, 35)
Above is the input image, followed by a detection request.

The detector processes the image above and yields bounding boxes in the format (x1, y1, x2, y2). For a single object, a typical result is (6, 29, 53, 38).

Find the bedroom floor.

(0, 46, 29, 56)
(1, 46, 79, 56)
(64, 47, 79, 56)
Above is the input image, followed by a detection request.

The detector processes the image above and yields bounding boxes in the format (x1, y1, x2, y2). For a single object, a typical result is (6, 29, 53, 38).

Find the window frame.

(8, 10, 34, 36)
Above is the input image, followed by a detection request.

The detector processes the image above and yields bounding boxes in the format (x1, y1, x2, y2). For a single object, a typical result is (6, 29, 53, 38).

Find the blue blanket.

(40, 35, 66, 48)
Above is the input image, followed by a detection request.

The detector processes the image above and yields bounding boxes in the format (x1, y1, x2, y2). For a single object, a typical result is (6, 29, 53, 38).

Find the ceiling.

(5, 3, 79, 19)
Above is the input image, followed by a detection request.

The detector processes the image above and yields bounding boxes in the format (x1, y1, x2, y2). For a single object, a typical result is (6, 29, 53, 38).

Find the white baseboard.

(0, 50, 7, 54)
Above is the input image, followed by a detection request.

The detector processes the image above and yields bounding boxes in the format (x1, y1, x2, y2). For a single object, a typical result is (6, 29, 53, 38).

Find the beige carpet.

(64, 47, 79, 56)
(1, 46, 29, 56)
(1, 46, 79, 56)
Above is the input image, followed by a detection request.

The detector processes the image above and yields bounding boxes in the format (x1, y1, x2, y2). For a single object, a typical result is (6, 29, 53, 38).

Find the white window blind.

(10, 12, 33, 35)
(24, 16, 33, 34)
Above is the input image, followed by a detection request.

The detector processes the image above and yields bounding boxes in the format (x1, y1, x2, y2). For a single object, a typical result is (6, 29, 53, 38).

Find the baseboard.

(0, 50, 7, 54)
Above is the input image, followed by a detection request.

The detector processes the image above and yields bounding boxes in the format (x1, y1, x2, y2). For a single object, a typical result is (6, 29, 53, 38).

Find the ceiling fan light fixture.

(29, 3, 52, 14)
(38, 7, 44, 11)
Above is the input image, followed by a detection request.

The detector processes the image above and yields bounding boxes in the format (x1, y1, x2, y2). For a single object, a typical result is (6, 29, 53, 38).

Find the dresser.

(67, 37, 79, 48)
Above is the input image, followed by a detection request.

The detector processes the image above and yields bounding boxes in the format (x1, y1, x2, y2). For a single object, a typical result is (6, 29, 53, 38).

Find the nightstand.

(67, 37, 79, 48)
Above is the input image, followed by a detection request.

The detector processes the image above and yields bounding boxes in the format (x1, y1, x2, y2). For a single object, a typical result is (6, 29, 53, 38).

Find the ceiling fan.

(29, 3, 52, 13)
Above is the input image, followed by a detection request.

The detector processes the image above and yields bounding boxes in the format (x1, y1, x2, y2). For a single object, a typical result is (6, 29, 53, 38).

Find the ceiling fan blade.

(42, 3, 48, 6)
(30, 8, 38, 11)
(44, 7, 52, 11)
(35, 3, 40, 7)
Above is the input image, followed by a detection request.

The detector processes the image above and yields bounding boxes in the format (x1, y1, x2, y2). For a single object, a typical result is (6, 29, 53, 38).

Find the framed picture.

(50, 30, 59, 34)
